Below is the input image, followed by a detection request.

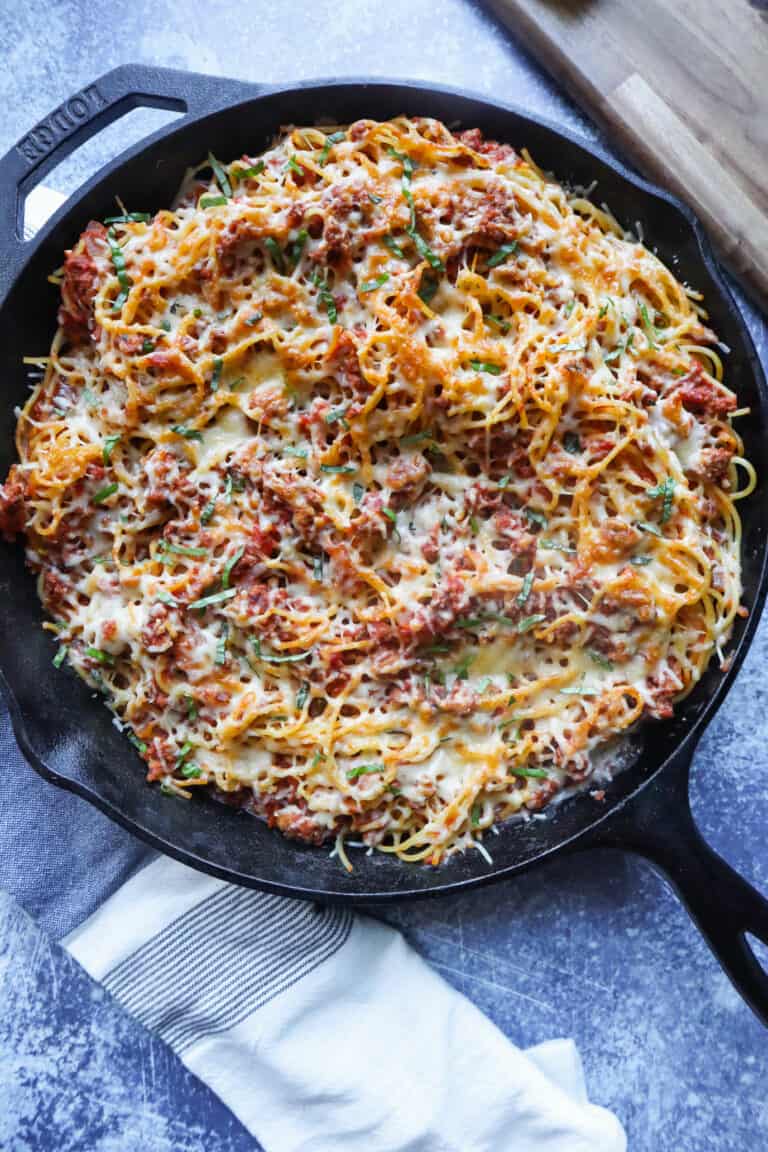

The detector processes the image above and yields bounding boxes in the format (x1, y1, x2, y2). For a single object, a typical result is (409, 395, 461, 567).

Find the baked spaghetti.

(0, 116, 754, 867)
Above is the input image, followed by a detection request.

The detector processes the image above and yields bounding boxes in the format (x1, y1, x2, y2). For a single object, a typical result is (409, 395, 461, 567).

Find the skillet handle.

(589, 752, 768, 1026)
(0, 63, 261, 281)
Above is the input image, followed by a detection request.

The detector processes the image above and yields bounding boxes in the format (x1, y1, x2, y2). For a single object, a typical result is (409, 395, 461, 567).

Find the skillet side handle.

(0, 63, 261, 287)
(591, 756, 768, 1027)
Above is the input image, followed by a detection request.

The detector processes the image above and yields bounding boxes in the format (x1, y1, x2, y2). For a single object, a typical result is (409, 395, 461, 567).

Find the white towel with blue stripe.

(65, 855, 625, 1152)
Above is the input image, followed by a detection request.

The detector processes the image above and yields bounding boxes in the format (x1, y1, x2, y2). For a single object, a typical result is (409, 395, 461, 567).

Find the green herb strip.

(511, 766, 548, 779)
(207, 152, 232, 197)
(383, 235, 406, 259)
(318, 131, 345, 166)
(172, 425, 203, 441)
(346, 763, 385, 779)
(211, 357, 223, 391)
(265, 236, 285, 274)
(313, 270, 338, 324)
(296, 681, 310, 710)
(235, 161, 265, 181)
(53, 645, 68, 668)
(200, 500, 216, 524)
(469, 359, 502, 375)
(517, 614, 546, 633)
(639, 302, 659, 349)
(563, 432, 581, 454)
(94, 482, 118, 504)
(523, 507, 548, 529)
(222, 545, 245, 589)
(215, 622, 228, 666)
(487, 241, 518, 267)
(102, 434, 121, 465)
(200, 195, 228, 209)
(359, 274, 390, 293)
(106, 228, 132, 312)
(187, 588, 237, 610)
(86, 646, 114, 665)
(104, 212, 151, 224)
(320, 464, 357, 474)
(516, 570, 534, 607)
(647, 476, 676, 523)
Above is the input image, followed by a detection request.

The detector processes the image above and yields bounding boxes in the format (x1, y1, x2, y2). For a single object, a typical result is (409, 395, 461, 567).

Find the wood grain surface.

(487, 0, 768, 310)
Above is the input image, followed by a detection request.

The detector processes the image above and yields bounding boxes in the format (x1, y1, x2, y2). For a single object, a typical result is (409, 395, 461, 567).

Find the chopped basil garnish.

(264, 236, 285, 273)
(93, 482, 118, 504)
(102, 434, 121, 465)
(647, 476, 675, 523)
(210, 357, 223, 391)
(516, 570, 534, 607)
(215, 623, 228, 665)
(284, 445, 309, 458)
(318, 131, 345, 166)
(53, 645, 68, 668)
(383, 235, 406, 259)
(408, 228, 443, 271)
(325, 403, 349, 426)
(320, 464, 357, 474)
(359, 274, 390, 293)
(285, 155, 303, 176)
(347, 762, 385, 779)
(186, 695, 198, 721)
(106, 227, 132, 312)
(188, 588, 238, 610)
(141, 339, 155, 355)
(207, 152, 232, 197)
(471, 804, 481, 826)
(200, 195, 228, 209)
(296, 681, 310, 710)
(511, 766, 548, 779)
(313, 269, 337, 324)
(236, 161, 265, 181)
(127, 730, 148, 756)
(352, 481, 365, 504)
(85, 646, 114, 665)
(517, 614, 546, 633)
(523, 507, 548, 529)
(252, 641, 313, 664)
(637, 521, 663, 537)
(631, 554, 652, 566)
(222, 545, 245, 589)
(487, 241, 518, 267)
(200, 500, 216, 525)
(181, 763, 202, 779)
(590, 650, 614, 670)
(469, 360, 502, 375)
(486, 314, 511, 334)
(172, 425, 203, 441)
(175, 741, 195, 768)
(418, 273, 440, 305)
(160, 541, 209, 559)
(104, 212, 151, 224)
(288, 228, 309, 269)
(639, 302, 659, 349)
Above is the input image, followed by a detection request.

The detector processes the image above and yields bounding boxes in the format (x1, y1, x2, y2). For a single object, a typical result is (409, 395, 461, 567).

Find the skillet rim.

(1, 70, 766, 903)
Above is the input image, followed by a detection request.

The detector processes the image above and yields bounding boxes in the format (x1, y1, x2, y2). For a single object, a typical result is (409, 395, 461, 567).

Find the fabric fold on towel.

(65, 855, 625, 1152)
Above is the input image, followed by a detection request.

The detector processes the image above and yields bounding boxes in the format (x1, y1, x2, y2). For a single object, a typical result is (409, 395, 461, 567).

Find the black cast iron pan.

(2, 65, 768, 1022)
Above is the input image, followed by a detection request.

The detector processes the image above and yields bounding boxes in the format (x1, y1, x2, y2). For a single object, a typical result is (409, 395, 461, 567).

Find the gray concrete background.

(1, 2, 767, 1149)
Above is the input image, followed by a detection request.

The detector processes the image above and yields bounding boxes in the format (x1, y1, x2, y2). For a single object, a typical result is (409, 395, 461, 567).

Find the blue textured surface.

(1, 1, 767, 1149)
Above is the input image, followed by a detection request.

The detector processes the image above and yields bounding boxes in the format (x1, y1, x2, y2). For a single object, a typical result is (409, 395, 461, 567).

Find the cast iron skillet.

(2, 64, 768, 1022)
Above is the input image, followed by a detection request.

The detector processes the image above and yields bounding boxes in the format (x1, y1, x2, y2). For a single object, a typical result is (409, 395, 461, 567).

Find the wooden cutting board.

(486, 0, 768, 311)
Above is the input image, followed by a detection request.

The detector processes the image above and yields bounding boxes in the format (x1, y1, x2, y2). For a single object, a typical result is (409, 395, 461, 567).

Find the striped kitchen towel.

(64, 854, 625, 1152)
